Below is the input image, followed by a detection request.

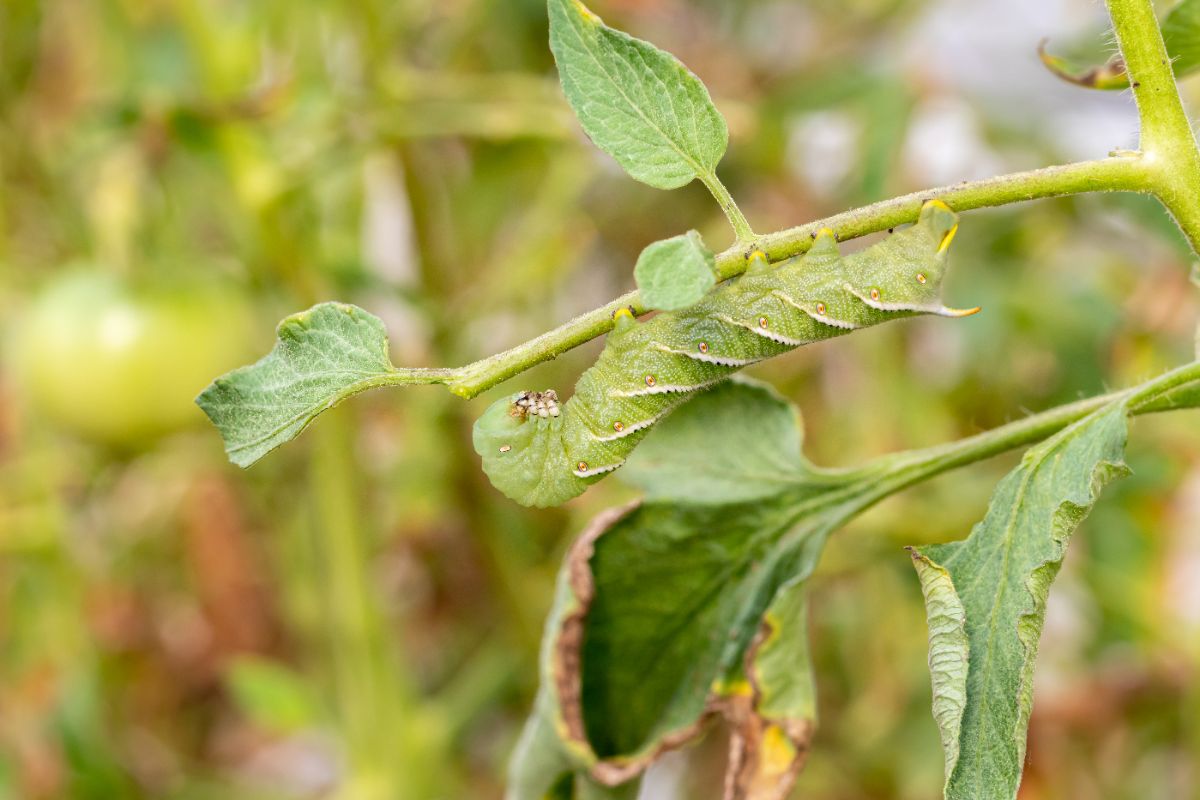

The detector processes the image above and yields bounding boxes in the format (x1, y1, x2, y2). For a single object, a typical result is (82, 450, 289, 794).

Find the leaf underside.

(196, 302, 397, 467)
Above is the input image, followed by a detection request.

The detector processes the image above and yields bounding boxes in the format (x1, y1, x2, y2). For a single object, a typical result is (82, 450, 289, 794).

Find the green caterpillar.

(473, 200, 976, 507)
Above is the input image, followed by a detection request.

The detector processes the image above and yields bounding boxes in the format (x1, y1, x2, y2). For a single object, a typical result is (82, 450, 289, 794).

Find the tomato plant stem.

(699, 170, 757, 245)
(854, 358, 1200, 504)
(1108, 0, 1200, 253)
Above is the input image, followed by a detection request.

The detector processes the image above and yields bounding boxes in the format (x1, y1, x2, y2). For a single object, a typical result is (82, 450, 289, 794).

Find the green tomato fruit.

(15, 270, 257, 447)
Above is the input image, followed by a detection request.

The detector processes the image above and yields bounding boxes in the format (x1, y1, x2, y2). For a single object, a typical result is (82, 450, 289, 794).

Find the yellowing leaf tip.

(570, 0, 602, 24)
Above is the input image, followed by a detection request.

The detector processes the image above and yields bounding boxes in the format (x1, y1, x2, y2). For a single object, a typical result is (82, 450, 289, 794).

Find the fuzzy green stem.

(1108, 0, 1200, 254)
(857, 358, 1200, 502)
(698, 170, 757, 244)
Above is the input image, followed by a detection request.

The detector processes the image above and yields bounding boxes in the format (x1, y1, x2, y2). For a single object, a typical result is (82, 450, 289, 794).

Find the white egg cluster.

(513, 389, 561, 419)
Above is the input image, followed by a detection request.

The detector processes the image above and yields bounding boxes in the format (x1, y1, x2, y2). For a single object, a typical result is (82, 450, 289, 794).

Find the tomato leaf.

(1164, 0, 1200, 76)
(512, 365, 1200, 800)
(632, 230, 717, 311)
(622, 379, 820, 504)
(911, 369, 1200, 798)
(197, 303, 402, 467)
(722, 578, 817, 800)
(910, 403, 1133, 800)
(508, 382, 884, 799)
(548, 0, 728, 189)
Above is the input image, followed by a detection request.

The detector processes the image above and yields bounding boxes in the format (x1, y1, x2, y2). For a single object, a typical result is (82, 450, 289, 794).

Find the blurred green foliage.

(1, 0, 1198, 798)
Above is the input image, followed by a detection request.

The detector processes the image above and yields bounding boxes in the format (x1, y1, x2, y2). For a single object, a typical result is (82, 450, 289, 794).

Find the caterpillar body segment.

(473, 200, 975, 508)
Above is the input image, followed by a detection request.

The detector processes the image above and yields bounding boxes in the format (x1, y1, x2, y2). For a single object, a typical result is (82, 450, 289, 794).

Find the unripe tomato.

(14, 270, 257, 447)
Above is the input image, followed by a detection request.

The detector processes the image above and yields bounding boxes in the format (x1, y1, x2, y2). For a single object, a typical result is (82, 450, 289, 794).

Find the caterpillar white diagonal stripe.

(473, 200, 975, 508)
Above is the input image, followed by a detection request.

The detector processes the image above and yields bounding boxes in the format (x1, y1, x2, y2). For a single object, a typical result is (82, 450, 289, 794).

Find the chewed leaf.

(506, 402, 889, 796)
(633, 230, 717, 311)
(548, 0, 728, 189)
(197, 303, 447, 467)
(722, 578, 817, 800)
(911, 404, 1133, 800)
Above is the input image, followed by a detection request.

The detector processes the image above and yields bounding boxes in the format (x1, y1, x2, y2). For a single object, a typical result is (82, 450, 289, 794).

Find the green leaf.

(507, 385, 885, 797)
(509, 362, 1200, 799)
(1164, 0, 1200, 76)
(548, 0, 728, 189)
(506, 496, 841, 799)
(1036, 41, 1131, 90)
(910, 403, 1133, 800)
(576, 502, 827, 763)
(196, 302, 400, 467)
(632, 230, 717, 311)
(749, 580, 817, 731)
(622, 379, 822, 504)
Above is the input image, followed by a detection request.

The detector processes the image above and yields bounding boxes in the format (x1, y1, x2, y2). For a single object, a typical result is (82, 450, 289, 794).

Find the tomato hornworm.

(473, 200, 977, 507)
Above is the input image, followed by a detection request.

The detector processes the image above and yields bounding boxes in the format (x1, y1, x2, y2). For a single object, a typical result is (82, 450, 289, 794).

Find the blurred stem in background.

(308, 407, 450, 800)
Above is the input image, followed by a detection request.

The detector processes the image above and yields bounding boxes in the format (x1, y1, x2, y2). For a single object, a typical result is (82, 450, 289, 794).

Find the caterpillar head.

(472, 389, 589, 508)
(845, 199, 979, 318)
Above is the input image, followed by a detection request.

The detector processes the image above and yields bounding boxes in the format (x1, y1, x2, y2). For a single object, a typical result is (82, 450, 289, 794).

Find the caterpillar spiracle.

(473, 200, 977, 508)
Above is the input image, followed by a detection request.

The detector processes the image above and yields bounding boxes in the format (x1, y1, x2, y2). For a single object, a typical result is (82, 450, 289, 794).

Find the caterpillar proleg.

(473, 200, 977, 507)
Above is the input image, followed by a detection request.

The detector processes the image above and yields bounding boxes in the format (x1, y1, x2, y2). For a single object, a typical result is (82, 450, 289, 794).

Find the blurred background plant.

(1, 0, 1198, 798)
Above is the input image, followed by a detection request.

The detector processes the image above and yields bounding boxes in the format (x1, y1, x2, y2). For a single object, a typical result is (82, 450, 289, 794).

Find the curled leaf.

(1037, 39, 1129, 90)
(911, 404, 1133, 799)
(721, 579, 817, 800)
(1041, 1, 1200, 91)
